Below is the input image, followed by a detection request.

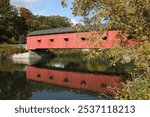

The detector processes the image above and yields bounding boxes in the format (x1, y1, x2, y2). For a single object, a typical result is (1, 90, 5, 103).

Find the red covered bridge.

(27, 27, 122, 50)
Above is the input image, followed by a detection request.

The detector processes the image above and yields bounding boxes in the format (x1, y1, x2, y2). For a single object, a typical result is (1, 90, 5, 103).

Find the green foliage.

(63, 0, 150, 42)
(47, 49, 85, 57)
(83, 44, 150, 99)
(104, 43, 150, 99)
(0, 0, 28, 43)
(115, 78, 150, 100)
(62, 0, 150, 99)
(30, 15, 72, 31)
(0, 44, 26, 58)
(0, 0, 14, 42)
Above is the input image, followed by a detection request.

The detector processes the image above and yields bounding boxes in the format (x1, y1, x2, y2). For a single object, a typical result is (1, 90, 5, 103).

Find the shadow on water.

(0, 57, 133, 100)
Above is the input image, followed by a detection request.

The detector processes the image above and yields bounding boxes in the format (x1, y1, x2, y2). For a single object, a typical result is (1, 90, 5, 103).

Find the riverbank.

(0, 44, 26, 59)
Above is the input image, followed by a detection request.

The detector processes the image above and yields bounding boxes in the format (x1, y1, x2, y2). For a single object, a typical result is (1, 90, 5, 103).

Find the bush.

(0, 44, 26, 58)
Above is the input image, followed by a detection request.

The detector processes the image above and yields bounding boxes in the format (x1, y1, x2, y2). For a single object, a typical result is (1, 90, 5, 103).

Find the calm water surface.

(0, 57, 131, 100)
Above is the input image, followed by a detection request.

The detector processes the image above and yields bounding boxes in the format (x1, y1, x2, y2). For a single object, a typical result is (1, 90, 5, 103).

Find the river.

(0, 57, 132, 100)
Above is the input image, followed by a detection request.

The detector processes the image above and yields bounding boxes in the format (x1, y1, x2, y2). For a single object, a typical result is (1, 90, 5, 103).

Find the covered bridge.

(27, 27, 120, 50)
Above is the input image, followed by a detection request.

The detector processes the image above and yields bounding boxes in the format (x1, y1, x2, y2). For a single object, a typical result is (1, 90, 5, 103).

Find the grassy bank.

(0, 44, 26, 59)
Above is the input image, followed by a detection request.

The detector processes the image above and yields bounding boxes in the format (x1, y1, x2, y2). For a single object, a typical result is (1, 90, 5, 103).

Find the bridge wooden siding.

(27, 27, 120, 50)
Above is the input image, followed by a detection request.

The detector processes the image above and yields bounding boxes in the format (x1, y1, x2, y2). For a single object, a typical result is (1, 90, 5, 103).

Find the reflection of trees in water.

(25, 81, 110, 100)
(0, 57, 133, 99)
(39, 57, 108, 73)
(0, 71, 31, 100)
(0, 71, 108, 100)
(0, 60, 25, 72)
(0, 71, 110, 100)
(38, 57, 134, 75)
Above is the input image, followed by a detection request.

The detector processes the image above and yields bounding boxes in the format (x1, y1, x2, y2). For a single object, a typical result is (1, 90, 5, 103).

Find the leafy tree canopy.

(62, 0, 150, 42)
(62, 0, 150, 99)
(31, 15, 72, 31)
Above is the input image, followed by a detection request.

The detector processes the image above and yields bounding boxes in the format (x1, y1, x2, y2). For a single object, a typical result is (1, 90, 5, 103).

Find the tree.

(30, 15, 72, 31)
(62, 0, 150, 42)
(0, 0, 28, 43)
(20, 7, 33, 19)
(62, 0, 150, 99)
(19, 7, 33, 33)
(0, 0, 13, 42)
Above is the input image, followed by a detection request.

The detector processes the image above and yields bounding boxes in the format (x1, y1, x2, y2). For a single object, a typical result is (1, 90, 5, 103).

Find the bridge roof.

(28, 27, 78, 36)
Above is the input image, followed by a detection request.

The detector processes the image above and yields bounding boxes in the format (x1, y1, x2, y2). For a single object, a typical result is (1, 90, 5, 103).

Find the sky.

(10, 0, 81, 24)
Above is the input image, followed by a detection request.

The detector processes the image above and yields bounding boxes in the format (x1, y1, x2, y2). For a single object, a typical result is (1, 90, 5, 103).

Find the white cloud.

(23, 0, 36, 2)
(10, 0, 38, 7)
(71, 19, 78, 25)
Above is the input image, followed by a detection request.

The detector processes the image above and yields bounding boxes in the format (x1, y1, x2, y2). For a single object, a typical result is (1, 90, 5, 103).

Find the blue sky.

(10, 0, 81, 24)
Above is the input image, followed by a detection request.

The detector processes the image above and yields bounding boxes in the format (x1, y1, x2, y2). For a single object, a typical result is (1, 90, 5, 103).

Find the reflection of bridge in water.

(26, 66, 123, 94)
